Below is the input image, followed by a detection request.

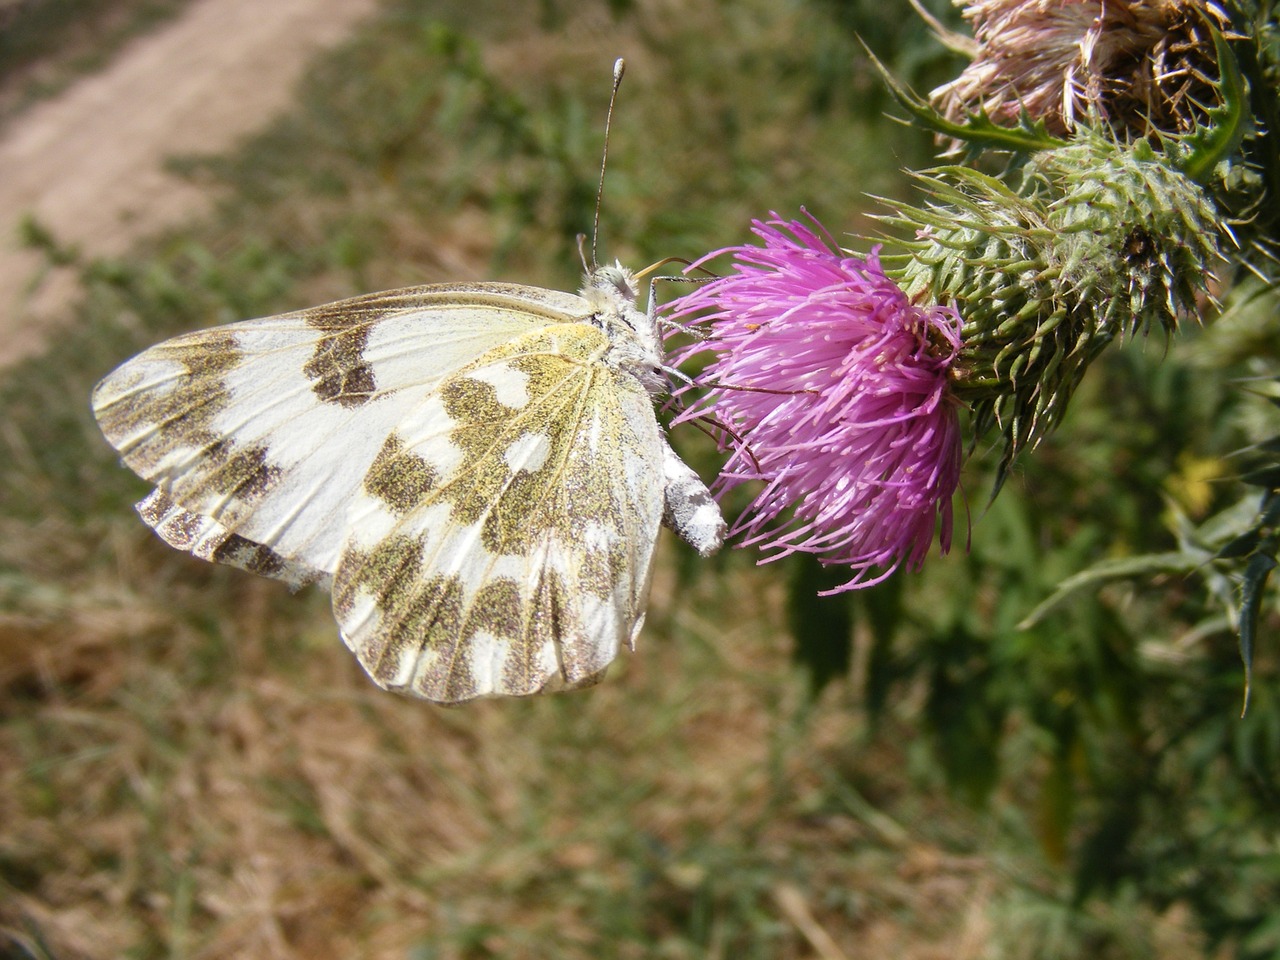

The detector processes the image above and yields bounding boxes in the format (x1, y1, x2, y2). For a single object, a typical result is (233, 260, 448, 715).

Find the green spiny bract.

(884, 133, 1224, 485)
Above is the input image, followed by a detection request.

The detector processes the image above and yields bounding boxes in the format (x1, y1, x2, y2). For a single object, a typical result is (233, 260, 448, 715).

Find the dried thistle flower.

(930, 0, 1232, 141)
(668, 214, 964, 592)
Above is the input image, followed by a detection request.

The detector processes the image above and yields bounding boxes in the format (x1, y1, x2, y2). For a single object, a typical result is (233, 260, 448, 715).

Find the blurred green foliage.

(802, 284, 1280, 956)
(2, 0, 1278, 957)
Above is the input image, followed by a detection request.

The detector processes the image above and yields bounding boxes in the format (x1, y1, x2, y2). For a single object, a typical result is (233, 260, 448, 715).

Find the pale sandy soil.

(0, 0, 381, 368)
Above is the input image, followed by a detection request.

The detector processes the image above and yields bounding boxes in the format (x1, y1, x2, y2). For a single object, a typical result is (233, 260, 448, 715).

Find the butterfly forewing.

(333, 322, 665, 703)
(91, 283, 590, 588)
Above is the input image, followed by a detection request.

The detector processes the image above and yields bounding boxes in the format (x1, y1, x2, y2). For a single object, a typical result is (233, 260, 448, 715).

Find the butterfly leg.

(660, 438, 725, 557)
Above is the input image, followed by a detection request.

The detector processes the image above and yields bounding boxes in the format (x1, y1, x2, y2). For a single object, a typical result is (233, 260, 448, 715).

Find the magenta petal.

(667, 212, 965, 591)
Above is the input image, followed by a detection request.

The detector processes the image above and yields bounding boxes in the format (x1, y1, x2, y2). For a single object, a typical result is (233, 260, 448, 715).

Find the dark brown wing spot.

(363, 433, 437, 513)
(211, 534, 288, 578)
(303, 328, 376, 407)
(199, 443, 281, 500)
(303, 299, 392, 407)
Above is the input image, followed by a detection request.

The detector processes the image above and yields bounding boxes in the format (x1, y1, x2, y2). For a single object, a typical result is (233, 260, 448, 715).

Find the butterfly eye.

(615, 274, 637, 300)
(591, 264, 637, 302)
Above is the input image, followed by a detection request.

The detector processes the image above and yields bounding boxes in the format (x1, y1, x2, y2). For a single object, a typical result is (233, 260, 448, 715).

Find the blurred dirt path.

(0, 0, 380, 368)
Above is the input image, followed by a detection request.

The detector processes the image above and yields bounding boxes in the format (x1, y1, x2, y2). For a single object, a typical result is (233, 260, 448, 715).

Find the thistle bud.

(890, 133, 1224, 478)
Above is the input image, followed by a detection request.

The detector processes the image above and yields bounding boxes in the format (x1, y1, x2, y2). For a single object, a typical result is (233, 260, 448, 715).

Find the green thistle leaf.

(864, 46, 1067, 156)
(1017, 552, 1201, 630)
(1238, 547, 1275, 715)
(1175, 25, 1251, 183)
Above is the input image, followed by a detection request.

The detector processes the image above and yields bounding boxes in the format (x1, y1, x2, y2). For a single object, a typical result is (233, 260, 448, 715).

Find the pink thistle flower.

(668, 213, 964, 593)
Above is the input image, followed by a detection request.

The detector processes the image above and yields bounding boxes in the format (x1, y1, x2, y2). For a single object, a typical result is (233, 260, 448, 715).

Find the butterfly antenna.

(591, 57, 626, 271)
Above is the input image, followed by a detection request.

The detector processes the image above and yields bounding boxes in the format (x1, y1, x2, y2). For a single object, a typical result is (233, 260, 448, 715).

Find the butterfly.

(91, 263, 726, 703)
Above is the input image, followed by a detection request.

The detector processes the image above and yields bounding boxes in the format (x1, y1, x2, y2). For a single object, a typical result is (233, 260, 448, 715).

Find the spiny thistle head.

(1041, 137, 1224, 332)
(887, 133, 1224, 478)
(931, 0, 1232, 142)
(667, 215, 964, 593)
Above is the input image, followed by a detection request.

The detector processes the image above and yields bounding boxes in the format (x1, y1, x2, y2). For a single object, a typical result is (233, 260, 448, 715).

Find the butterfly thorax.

(580, 263, 665, 395)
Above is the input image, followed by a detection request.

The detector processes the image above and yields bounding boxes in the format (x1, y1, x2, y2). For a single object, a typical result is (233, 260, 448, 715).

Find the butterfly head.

(580, 262, 669, 394)
(585, 261, 639, 304)
(581, 261, 644, 324)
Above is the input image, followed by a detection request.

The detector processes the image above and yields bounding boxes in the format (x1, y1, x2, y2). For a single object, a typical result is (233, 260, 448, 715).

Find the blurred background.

(1, 0, 1277, 957)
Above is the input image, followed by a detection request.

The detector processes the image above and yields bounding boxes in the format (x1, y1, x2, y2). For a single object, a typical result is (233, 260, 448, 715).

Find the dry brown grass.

(5, 533, 1201, 959)
(1, 511, 1022, 959)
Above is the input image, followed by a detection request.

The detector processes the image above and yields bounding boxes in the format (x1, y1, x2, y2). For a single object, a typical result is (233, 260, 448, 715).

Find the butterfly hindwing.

(333, 322, 666, 702)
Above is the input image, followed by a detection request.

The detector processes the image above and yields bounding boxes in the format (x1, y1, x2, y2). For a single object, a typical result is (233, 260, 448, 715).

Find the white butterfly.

(92, 264, 726, 703)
